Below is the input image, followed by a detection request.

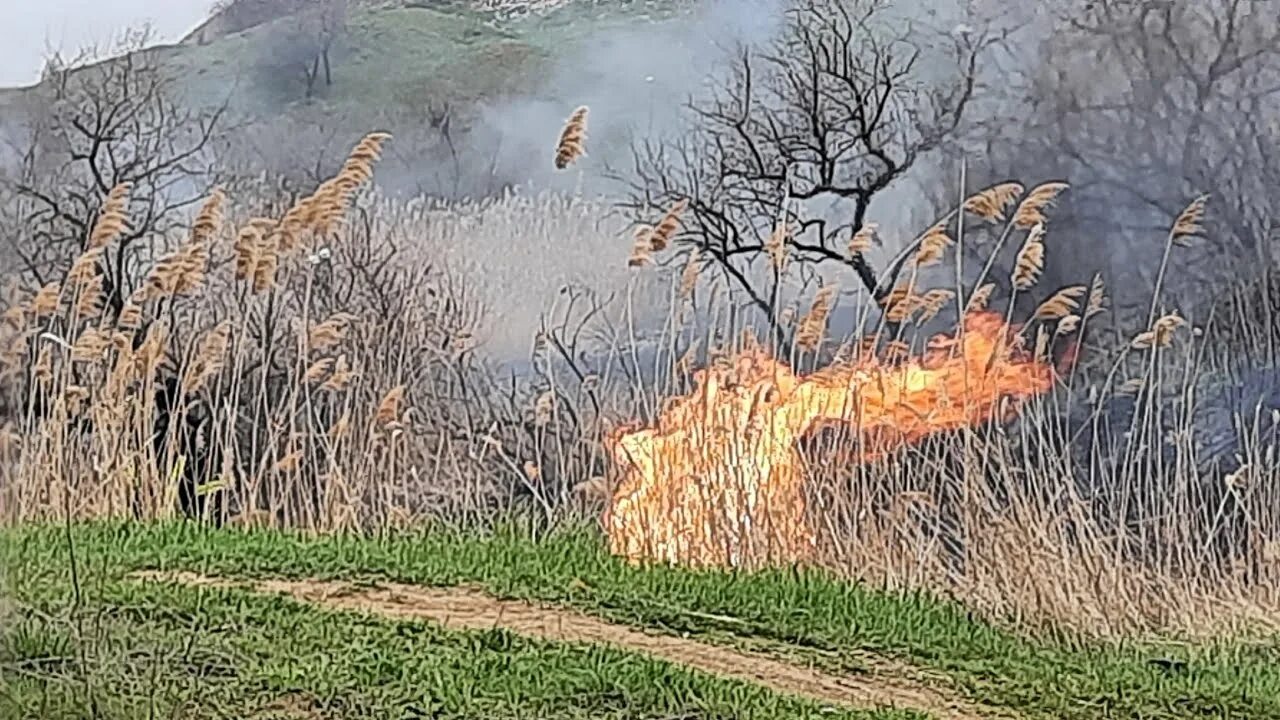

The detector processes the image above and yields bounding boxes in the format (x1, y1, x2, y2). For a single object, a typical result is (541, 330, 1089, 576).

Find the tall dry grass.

(1, 142, 1277, 638)
(0, 132, 614, 531)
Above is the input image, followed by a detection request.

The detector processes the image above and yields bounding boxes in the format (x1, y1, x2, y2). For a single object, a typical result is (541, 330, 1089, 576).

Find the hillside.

(5, 522, 1279, 719)
(0, 0, 699, 196)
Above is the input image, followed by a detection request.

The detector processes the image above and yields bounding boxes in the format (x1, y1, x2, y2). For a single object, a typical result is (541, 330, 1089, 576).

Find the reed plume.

(765, 223, 789, 271)
(1171, 194, 1209, 247)
(534, 391, 555, 426)
(914, 221, 953, 267)
(1012, 223, 1046, 291)
(917, 288, 955, 323)
(74, 274, 104, 319)
(648, 198, 687, 251)
(321, 355, 355, 392)
(1132, 312, 1186, 349)
(964, 182, 1024, 222)
(1033, 285, 1087, 320)
(32, 282, 60, 318)
(627, 226, 653, 267)
(967, 283, 996, 312)
(182, 321, 232, 393)
(679, 250, 701, 299)
(1085, 273, 1107, 319)
(848, 223, 877, 255)
(795, 286, 836, 351)
(304, 358, 334, 384)
(308, 312, 357, 352)
(554, 106, 588, 169)
(1013, 182, 1069, 229)
(375, 385, 405, 426)
(88, 182, 132, 249)
(70, 327, 110, 364)
(1056, 314, 1081, 335)
(66, 247, 104, 288)
(233, 226, 262, 281)
(190, 188, 226, 244)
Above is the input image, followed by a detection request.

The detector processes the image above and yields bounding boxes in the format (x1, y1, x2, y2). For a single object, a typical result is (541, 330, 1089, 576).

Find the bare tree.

(0, 28, 226, 315)
(948, 0, 1280, 329)
(613, 0, 996, 345)
(258, 0, 350, 100)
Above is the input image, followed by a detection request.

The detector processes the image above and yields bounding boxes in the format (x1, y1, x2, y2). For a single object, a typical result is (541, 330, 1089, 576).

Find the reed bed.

(1, 148, 1277, 638)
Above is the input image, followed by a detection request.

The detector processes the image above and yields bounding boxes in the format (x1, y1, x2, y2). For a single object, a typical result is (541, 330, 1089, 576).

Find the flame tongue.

(604, 311, 1055, 570)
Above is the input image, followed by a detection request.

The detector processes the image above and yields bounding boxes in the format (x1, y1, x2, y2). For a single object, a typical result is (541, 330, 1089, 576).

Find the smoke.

(382, 0, 789, 202)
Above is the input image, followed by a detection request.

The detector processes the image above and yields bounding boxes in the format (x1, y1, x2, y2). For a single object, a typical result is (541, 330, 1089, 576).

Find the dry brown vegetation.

(3, 0, 1280, 644)
(2, 141, 1277, 639)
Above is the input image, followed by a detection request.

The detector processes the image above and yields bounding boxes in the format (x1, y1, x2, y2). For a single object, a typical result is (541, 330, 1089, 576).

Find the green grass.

(0, 524, 912, 720)
(2, 521, 1277, 719)
(150, 1, 691, 123)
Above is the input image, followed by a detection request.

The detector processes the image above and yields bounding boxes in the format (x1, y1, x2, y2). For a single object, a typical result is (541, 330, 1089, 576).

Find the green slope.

(114, 1, 690, 124)
(3, 522, 1278, 720)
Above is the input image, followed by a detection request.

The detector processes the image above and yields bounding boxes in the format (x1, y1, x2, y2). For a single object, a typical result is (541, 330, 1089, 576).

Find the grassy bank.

(2, 522, 1277, 719)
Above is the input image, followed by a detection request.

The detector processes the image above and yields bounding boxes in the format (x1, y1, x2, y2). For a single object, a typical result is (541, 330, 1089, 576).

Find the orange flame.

(603, 311, 1055, 570)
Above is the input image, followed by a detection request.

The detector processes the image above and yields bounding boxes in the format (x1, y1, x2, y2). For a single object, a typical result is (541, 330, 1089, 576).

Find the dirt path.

(133, 571, 1014, 720)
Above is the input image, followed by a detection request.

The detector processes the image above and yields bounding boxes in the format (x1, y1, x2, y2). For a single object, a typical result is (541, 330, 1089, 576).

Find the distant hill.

(4, 0, 701, 197)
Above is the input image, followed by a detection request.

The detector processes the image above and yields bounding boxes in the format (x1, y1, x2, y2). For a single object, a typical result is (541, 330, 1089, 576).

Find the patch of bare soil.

(132, 571, 1015, 720)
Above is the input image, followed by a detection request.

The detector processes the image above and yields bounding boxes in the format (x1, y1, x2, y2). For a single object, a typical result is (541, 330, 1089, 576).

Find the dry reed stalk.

(1171, 194, 1209, 247)
(1012, 223, 1046, 291)
(1132, 312, 1186, 349)
(967, 283, 996, 312)
(33, 345, 52, 382)
(648, 198, 687, 251)
(1033, 285, 1087, 320)
(848, 223, 877, 255)
(190, 188, 226, 244)
(70, 327, 110, 364)
(882, 339, 911, 363)
(554, 106, 588, 169)
(252, 235, 279, 294)
(74, 274, 104, 318)
(321, 355, 354, 392)
(375, 385, 405, 426)
(1118, 376, 1145, 395)
(1, 305, 24, 333)
(679, 250, 701, 299)
(765, 223, 789, 271)
(31, 282, 60, 318)
(916, 288, 955, 323)
(88, 182, 132, 249)
(1013, 182, 1069, 228)
(881, 282, 924, 323)
(534, 391, 555, 426)
(66, 247, 104, 288)
(1086, 273, 1107, 319)
(523, 460, 541, 482)
(308, 312, 357, 352)
(1034, 325, 1051, 360)
(304, 358, 334, 384)
(328, 411, 351, 442)
(1056, 314, 1081, 335)
(627, 226, 653, 267)
(117, 299, 143, 331)
(233, 226, 260, 281)
(913, 221, 953, 267)
(181, 321, 232, 394)
(964, 182, 1024, 222)
(795, 286, 836, 351)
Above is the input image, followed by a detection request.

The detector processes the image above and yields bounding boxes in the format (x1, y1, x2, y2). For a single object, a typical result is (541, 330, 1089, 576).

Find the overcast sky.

(1, 0, 211, 88)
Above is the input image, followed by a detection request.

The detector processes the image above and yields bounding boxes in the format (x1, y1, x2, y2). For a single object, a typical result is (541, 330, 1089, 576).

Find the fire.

(603, 310, 1056, 570)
